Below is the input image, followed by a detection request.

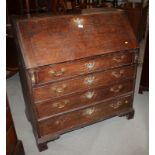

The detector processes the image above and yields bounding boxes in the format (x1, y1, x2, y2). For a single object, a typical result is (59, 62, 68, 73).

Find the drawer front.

(33, 65, 135, 102)
(6, 125, 17, 155)
(30, 51, 135, 85)
(38, 95, 133, 136)
(35, 80, 134, 119)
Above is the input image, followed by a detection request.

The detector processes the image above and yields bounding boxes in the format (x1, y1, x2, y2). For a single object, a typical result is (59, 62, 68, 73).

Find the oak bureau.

(13, 9, 139, 151)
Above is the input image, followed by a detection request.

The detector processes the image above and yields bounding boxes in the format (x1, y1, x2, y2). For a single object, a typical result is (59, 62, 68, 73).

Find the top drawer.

(29, 51, 137, 85)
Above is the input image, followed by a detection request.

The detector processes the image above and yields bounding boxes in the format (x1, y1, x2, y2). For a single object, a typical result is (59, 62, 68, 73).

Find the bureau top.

(14, 10, 138, 69)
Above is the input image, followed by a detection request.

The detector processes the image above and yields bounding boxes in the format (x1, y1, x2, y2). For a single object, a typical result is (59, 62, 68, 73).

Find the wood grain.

(33, 66, 136, 102)
(13, 10, 139, 151)
(38, 94, 133, 136)
(29, 51, 135, 85)
(16, 10, 138, 69)
(35, 79, 134, 119)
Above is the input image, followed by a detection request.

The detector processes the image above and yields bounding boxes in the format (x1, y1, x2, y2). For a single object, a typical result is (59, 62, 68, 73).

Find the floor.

(6, 41, 149, 155)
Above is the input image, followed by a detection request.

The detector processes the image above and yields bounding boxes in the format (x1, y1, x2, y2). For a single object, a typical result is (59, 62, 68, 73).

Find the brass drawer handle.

(112, 55, 125, 63)
(55, 119, 65, 126)
(49, 68, 65, 76)
(110, 99, 129, 109)
(52, 84, 67, 93)
(110, 85, 123, 93)
(55, 120, 60, 125)
(85, 91, 95, 99)
(111, 70, 124, 78)
(125, 100, 129, 104)
(110, 101, 122, 109)
(85, 61, 95, 70)
(55, 117, 70, 126)
(83, 107, 95, 116)
(84, 75, 95, 85)
(53, 100, 70, 109)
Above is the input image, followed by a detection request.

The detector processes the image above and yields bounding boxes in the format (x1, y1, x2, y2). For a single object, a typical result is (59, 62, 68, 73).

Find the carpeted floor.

(6, 63, 149, 155)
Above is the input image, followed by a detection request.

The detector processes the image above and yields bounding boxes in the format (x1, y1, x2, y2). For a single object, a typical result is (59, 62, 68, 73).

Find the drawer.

(35, 80, 134, 119)
(30, 51, 135, 85)
(6, 125, 17, 155)
(33, 65, 135, 102)
(38, 95, 133, 136)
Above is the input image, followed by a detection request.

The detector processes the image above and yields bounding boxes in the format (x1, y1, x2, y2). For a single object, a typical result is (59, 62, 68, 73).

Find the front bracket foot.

(119, 109, 135, 120)
(126, 109, 135, 120)
(37, 143, 48, 152)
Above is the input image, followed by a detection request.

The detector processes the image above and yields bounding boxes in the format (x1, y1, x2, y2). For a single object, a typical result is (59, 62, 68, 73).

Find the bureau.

(13, 9, 139, 151)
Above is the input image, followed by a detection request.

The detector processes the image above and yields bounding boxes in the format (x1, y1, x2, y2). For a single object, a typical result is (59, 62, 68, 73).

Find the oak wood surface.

(38, 94, 133, 136)
(35, 79, 134, 119)
(13, 10, 139, 151)
(29, 50, 135, 85)
(16, 10, 138, 69)
(33, 66, 135, 102)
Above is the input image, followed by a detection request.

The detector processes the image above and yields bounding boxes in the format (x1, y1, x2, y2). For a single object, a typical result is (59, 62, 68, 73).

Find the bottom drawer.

(38, 95, 133, 137)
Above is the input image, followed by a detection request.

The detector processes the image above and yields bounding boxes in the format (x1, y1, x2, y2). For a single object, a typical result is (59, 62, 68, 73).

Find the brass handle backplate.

(110, 101, 122, 109)
(53, 99, 70, 109)
(84, 75, 95, 85)
(85, 91, 95, 99)
(83, 107, 95, 116)
(111, 70, 124, 78)
(55, 118, 65, 126)
(49, 68, 65, 77)
(110, 100, 129, 109)
(85, 61, 95, 70)
(55, 117, 71, 126)
(52, 84, 67, 93)
(110, 85, 123, 93)
(112, 55, 125, 63)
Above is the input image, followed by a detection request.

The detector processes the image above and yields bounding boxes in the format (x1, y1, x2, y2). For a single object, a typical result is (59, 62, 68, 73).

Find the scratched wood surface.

(14, 10, 139, 152)
(16, 10, 138, 69)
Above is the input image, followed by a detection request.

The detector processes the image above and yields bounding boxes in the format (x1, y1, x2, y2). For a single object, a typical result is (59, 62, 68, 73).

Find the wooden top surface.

(15, 9, 138, 69)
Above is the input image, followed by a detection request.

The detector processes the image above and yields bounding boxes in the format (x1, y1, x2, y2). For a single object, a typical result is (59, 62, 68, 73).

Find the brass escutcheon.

(84, 75, 95, 85)
(85, 91, 95, 99)
(85, 61, 95, 70)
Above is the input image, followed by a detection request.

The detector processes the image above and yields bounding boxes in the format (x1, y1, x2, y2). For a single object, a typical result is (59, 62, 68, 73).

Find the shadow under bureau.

(13, 9, 139, 151)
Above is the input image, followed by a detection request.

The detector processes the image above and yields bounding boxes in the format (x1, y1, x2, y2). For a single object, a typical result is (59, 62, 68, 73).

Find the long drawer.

(38, 95, 133, 136)
(33, 65, 135, 102)
(29, 51, 135, 85)
(35, 79, 134, 119)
